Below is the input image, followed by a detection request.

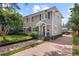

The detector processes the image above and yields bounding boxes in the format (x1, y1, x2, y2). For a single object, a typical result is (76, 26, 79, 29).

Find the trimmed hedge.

(29, 32, 38, 39)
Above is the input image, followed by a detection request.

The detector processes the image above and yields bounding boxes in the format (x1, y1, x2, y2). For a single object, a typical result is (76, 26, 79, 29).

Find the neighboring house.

(23, 7, 63, 38)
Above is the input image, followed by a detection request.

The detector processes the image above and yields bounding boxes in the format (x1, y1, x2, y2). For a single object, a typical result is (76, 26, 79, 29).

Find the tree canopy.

(69, 3, 79, 36)
(0, 5, 23, 40)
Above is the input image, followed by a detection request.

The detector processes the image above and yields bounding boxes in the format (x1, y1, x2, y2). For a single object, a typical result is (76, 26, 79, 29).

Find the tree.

(0, 6, 23, 40)
(0, 7, 11, 40)
(69, 3, 79, 36)
(9, 12, 23, 34)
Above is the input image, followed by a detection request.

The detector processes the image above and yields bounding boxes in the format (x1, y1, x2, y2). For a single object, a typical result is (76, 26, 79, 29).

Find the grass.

(0, 35, 32, 46)
(73, 35, 79, 45)
(73, 46, 79, 56)
(73, 36, 79, 45)
(0, 35, 32, 42)
(73, 35, 79, 55)
(0, 40, 44, 56)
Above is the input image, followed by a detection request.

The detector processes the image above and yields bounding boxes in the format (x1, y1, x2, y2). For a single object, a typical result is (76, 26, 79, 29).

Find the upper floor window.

(48, 12, 52, 19)
(40, 14, 41, 20)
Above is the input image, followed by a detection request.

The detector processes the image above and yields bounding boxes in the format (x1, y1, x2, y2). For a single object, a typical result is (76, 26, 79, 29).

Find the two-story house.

(23, 7, 63, 38)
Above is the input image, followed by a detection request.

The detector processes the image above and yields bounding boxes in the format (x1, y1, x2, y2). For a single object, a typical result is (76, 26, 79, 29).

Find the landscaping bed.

(0, 35, 32, 46)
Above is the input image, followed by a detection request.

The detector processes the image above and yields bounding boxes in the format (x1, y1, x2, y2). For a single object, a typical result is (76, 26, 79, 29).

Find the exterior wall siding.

(52, 11, 62, 36)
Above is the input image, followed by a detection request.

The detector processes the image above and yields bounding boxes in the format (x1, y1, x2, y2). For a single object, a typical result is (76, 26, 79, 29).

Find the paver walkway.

(13, 35, 73, 56)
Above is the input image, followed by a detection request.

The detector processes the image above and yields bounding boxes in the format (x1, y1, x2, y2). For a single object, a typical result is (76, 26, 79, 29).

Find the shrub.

(30, 32, 38, 39)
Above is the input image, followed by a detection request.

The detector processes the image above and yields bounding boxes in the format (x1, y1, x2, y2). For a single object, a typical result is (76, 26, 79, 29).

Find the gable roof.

(24, 6, 64, 18)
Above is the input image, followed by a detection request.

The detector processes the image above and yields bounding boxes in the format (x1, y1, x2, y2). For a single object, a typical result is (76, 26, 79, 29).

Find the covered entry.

(36, 21, 50, 37)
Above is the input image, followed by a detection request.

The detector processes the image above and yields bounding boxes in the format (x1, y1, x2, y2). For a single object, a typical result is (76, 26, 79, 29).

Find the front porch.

(36, 21, 51, 37)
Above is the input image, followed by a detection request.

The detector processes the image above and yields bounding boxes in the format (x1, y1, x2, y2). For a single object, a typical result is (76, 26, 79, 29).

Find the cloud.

(62, 19, 66, 25)
(62, 18, 69, 25)
(67, 14, 70, 18)
(67, 9, 71, 13)
(67, 4, 74, 14)
(33, 5, 41, 12)
(33, 5, 49, 13)
(41, 5, 49, 10)
(71, 4, 74, 8)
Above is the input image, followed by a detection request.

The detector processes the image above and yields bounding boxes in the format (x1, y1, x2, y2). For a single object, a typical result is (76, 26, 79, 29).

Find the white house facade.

(23, 7, 63, 38)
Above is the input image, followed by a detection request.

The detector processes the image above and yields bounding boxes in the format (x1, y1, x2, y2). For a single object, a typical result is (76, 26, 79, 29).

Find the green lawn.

(73, 35, 79, 55)
(0, 35, 32, 42)
(73, 35, 79, 45)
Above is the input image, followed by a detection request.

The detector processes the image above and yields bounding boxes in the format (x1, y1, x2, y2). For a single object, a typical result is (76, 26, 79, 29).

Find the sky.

(16, 3, 74, 25)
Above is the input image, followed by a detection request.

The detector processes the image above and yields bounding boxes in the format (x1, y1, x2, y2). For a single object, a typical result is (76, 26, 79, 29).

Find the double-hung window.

(40, 14, 41, 20)
(48, 11, 52, 19)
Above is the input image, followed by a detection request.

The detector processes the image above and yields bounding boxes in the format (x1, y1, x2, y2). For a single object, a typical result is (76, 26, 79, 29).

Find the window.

(33, 27, 39, 32)
(35, 27, 39, 32)
(36, 27, 39, 31)
(40, 14, 41, 20)
(48, 12, 52, 19)
(48, 12, 51, 19)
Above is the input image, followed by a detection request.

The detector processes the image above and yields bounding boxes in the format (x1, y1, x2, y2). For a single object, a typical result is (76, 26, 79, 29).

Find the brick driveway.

(13, 35, 72, 56)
